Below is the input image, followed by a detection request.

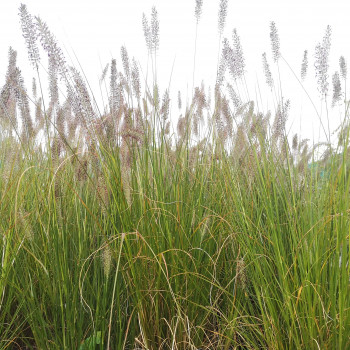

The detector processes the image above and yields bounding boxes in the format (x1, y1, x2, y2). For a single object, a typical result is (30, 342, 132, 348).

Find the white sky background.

(1, 0, 350, 144)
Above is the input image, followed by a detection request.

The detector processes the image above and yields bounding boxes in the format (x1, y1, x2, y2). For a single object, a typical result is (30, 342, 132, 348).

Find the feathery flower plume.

(99, 63, 109, 85)
(301, 50, 308, 81)
(0, 47, 18, 123)
(35, 97, 44, 127)
(232, 29, 245, 79)
(121, 46, 130, 80)
(227, 83, 242, 110)
(222, 37, 235, 79)
(19, 4, 40, 67)
(160, 89, 170, 120)
(332, 71, 342, 107)
(195, 0, 204, 23)
(7, 47, 17, 79)
(97, 175, 109, 210)
(131, 58, 141, 100)
(221, 95, 232, 138)
(102, 243, 112, 277)
(119, 72, 130, 96)
(218, 0, 228, 35)
(142, 13, 152, 52)
(272, 99, 290, 140)
(262, 53, 273, 90)
(48, 55, 59, 106)
(220, 31, 245, 81)
(69, 67, 94, 123)
(222, 36, 233, 62)
(153, 84, 159, 110)
(213, 90, 226, 140)
(110, 59, 120, 115)
(339, 56, 347, 80)
(314, 25, 332, 96)
(50, 136, 63, 167)
(194, 83, 207, 122)
(134, 107, 143, 130)
(56, 105, 66, 137)
(151, 7, 160, 53)
(178, 91, 182, 110)
(35, 16, 67, 77)
(32, 77, 37, 99)
(216, 39, 229, 88)
(11, 67, 33, 140)
(270, 21, 280, 62)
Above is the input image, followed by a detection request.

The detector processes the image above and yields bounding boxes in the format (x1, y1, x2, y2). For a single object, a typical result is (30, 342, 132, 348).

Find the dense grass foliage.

(0, 2, 349, 349)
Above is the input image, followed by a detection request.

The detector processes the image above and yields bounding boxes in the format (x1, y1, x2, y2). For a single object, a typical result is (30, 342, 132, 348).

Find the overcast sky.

(1, 0, 350, 143)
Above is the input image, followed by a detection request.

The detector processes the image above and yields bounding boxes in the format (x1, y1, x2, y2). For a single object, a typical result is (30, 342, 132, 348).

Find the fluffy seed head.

(32, 77, 37, 99)
(221, 30, 246, 81)
(273, 99, 290, 140)
(131, 58, 141, 100)
(227, 83, 241, 111)
(35, 97, 44, 127)
(160, 89, 170, 120)
(193, 83, 207, 122)
(102, 244, 113, 277)
(332, 71, 342, 107)
(7, 47, 17, 79)
(216, 41, 228, 88)
(315, 25, 332, 96)
(151, 7, 160, 52)
(70, 67, 94, 122)
(270, 21, 280, 62)
(339, 56, 347, 80)
(195, 0, 204, 23)
(121, 46, 130, 80)
(153, 84, 159, 110)
(301, 50, 308, 81)
(100, 63, 109, 85)
(262, 53, 273, 90)
(109, 59, 121, 115)
(48, 55, 59, 105)
(11, 67, 33, 140)
(218, 0, 228, 35)
(56, 105, 66, 137)
(35, 16, 67, 77)
(19, 4, 40, 67)
(232, 29, 245, 79)
(178, 91, 182, 110)
(142, 13, 152, 52)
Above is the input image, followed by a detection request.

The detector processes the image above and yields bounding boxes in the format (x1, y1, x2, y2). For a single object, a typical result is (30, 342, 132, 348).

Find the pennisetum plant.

(0, 2, 349, 349)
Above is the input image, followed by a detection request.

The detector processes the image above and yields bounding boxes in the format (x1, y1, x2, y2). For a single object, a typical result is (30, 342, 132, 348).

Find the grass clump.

(0, 2, 349, 349)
